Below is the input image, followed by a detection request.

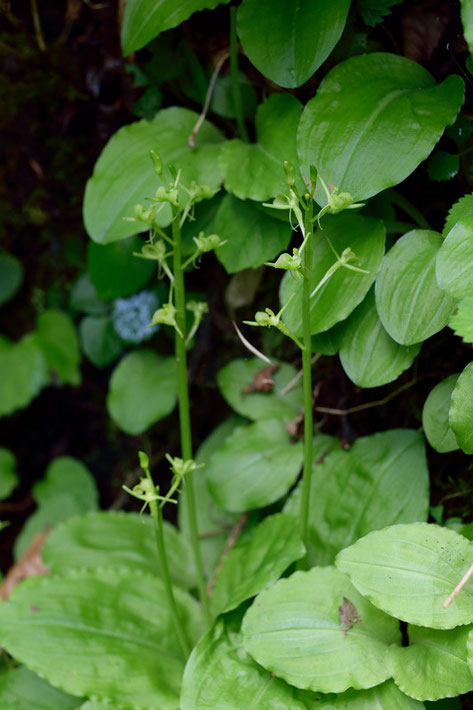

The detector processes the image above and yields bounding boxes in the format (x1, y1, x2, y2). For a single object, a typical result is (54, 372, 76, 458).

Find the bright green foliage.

(42, 511, 197, 590)
(450, 297, 473, 342)
(387, 625, 473, 701)
(0, 447, 18, 500)
(34, 310, 81, 385)
(0, 253, 23, 306)
(237, 0, 350, 88)
(220, 94, 303, 201)
(0, 667, 82, 710)
(339, 289, 421, 388)
(461, 0, 473, 54)
(87, 236, 155, 300)
(214, 195, 292, 272)
(211, 513, 305, 615)
(0, 335, 48, 418)
(317, 681, 423, 708)
(0, 569, 204, 710)
(285, 430, 429, 565)
(449, 361, 473, 454)
(107, 350, 177, 434)
(443, 193, 473, 236)
(79, 316, 123, 368)
(242, 566, 401, 693)
(375, 231, 456, 345)
(298, 54, 464, 203)
(121, 0, 231, 54)
(216, 358, 304, 422)
(181, 613, 315, 709)
(436, 217, 473, 299)
(83, 108, 224, 244)
(336, 523, 473, 629)
(281, 213, 385, 335)
(422, 375, 460, 453)
(207, 418, 303, 512)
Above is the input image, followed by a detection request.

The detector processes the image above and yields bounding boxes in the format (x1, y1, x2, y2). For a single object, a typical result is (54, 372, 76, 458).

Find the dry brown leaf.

(0, 532, 49, 601)
(242, 364, 280, 394)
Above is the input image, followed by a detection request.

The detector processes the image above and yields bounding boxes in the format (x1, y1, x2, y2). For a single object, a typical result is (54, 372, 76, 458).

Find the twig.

(443, 563, 473, 608)
(30, 0, 46, 52)
(233, 321, 272, 365)
(188, 52, 229, 148)
(315, 378, 419, 416)
(206, 512, 248, 597)
(280, 354, 321, 396)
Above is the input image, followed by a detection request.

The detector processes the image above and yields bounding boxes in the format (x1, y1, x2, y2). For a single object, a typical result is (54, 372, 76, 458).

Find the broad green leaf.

(0, 448, 18, 500)
(181, 613, 315, 709)
(450, 297, 473, 342)
(217, 358, 304, 422)
(0, 253, 23, 307)
(0, 667, 82, 710)
(298, 53, 464, 203)
(211, 513, 305, 615)
(210, 71, 257, 120)
(336, 523, 473, 629)
(214, 195, 291, 273)
(80, 704, 118, 710)
(316, 680, 423, 708)
(207, 418, 303, 512)
(436, 218, 473, 299)
(220, 94, 303, 202)
(285, 430, 429, 566)
(449, 361, 473, 454)
(121, 0, 231, 54)
(83, 108, 224, 244)
(281, 213, 385, 336)
(43, 511, 197, 590)
(80, 316, 123, 368)
(312, 322, 346, 355)
(107, 350, 177, 434)
(242, 566, 401, 693)
(70, 273, 107, 315)
(388, 625, 473, 701)
(443, 193, 473, 236)
(34, 310, 81, 385)
(0, 569, 204, 710)
(375, 231, 456, 345)
(339, 289, 421, 388)
(0, 335, 48, 418)
(34, 457, 98, 511)
(462, 0, 473, 54)
(422, 375, 460, 453)
(87, 236, 155, 300)
(237, 0, 350, 89)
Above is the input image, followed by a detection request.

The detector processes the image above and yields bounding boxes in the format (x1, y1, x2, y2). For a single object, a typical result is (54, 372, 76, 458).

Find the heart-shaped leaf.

(80, 316, 123, 368)
(34, 310, 81, 386)
(0, 335, 48, 418)
(422, 375, 460, 453)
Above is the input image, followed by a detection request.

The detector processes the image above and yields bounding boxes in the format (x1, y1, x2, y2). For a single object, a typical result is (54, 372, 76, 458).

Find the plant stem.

(172, 207, 212, 623)
(230, 6, 249, 142)
(390, 190, 430, 230)
(299, 202, 314, 561)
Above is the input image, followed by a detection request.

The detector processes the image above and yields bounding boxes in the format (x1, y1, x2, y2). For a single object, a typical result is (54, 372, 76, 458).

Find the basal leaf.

(34, 310, 81, 386)
(237, 0, 350, 88)
(336, 523, 473, 629)
(298, 53, 464, 202)
(80, 316, 123, 368)
(316, 680, 423, 708)
(0, 448, 18, 501)
(87, 236, 155, 300)
(242, 566, 401, 693)
(436, 217, 473, 299)
(422, 375, 460, 453)
(0, 253, 23, 307)
(449, 361, 473, 454)
(450, 297, 473, 342)
(0, 667, 82, 710)
(375, 231, 456, 345)
(0, 335, 48, 418)
(443, 193, 473, 237)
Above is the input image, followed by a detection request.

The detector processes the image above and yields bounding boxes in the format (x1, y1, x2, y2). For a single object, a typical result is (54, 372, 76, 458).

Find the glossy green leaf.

(80, 316, 123, 368)
(462, 0, 473, 54)
(281, 213, 385, 336)
(422, 375, 460, 453)
(316, 681, 423, 708)
(336, 523, 473, 629)
(449, 361, 473, 454)
(298, 54, 464, 203)
(0, 335, 48, 418)
(43, 511, 196, 590)
(242, 566, 401, 693)
(285, 430, 428, 566)
(214, 195, 291, 273)
(70, 273, 107, 315)
(427, 151, 459, 181)
(220, 94, 303, 201)
(0, 253, 23, 307)
(0, 569, 204, 710)
(211, 513, 305, 615)
(388, 625, 473, 701)
(34, 310, 81, 385)
(122, 0, 231, 54)
(217, 358, 304, 422)
(0, 667, 82, 710)
(87, 236, 155, 300)
(443, 193, 473, 236)
(107, 350, 177, 434)
(237, 0, 350, 88)
(312, 323, 346, 355)
(84, 108, 224, 244)
(375, 231, 456, 345)
(436, 217, 473, 299)
(0, 448, 18, 500)
(450, 297, 473, 342)
(181, 614, 315, 709)
(207, 418, 303, 512)
(339, 289, 421, 388)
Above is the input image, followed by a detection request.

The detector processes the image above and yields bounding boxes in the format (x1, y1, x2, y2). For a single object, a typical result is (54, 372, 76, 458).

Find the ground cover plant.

(2, 0, 473, 708)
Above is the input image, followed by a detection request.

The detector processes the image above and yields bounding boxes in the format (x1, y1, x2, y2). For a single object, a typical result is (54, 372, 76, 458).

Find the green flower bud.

(149, 150, 163, 175)
(283, 160, 295, 187)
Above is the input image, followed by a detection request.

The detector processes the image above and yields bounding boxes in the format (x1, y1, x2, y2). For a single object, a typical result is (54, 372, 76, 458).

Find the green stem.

(390, 190, 430, 230)
(299, 203, 314, 561)
(172, 207, 212, 623)
(230, 6, 249, 142)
